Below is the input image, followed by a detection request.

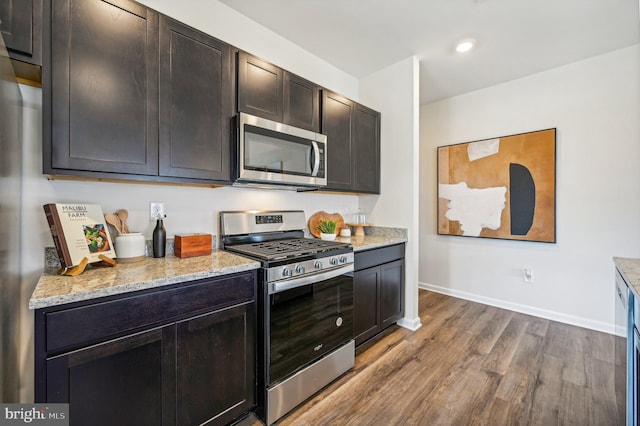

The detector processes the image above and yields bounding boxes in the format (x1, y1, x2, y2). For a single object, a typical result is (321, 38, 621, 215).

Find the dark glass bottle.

(152, 218, 166, 258)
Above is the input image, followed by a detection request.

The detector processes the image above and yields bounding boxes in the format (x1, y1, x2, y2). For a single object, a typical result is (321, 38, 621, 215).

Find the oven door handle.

(268, 264, 354, 295)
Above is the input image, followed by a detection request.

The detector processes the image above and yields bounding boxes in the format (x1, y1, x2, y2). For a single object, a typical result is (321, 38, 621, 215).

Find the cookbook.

(43, 203, 116, 269)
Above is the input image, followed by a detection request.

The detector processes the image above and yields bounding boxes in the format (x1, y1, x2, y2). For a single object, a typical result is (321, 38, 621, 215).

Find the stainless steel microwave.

(234, 112, 327, 189)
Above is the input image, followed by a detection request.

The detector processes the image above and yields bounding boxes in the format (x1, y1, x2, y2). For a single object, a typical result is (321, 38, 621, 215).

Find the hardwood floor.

(256, 289, 621, 426)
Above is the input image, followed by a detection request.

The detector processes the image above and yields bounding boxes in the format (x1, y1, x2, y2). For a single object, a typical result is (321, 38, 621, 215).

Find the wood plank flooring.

(249, 289, 621, 426)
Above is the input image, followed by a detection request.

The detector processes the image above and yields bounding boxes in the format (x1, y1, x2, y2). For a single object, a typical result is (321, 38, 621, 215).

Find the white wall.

(360, 57, 422, 330)
(420, 45, 640, 334)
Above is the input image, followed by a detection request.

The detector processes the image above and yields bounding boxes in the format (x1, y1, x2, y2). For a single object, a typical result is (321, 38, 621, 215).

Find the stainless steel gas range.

(220, 211, 355, 425)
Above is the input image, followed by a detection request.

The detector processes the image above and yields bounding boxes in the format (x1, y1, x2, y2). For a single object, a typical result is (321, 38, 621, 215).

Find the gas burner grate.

(228, 238, 350, 261)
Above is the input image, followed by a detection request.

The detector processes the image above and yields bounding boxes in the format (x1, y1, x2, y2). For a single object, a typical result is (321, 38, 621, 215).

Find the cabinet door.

(176, 302, 255, 426)
(322, 90, 354, 190)
(46, 326, 176, 426)
(354, 266, 380, 346)
(46, 0, 159, 175)
(0, 0, 42, 65)
(353, 103, 381, 193)
(237, 51, 283, 122)
(283, 71, 319, 132)
(158, 17, 232, 182)
(380, 259, 404, 329)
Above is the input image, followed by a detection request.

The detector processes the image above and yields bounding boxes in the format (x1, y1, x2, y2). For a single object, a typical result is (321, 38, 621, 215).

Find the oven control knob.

(282, 268, 293, 277)
(314, 261, 323, 269)
(295, 265, 306, 274)
(339, 256, 348, 264)
(330, 257, 339, 266)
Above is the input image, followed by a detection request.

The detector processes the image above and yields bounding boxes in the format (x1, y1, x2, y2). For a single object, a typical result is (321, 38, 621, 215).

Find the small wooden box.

(174, 234, 212, 258)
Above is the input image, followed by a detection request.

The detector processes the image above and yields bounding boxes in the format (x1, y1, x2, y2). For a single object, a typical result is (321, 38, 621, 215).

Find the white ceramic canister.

(114, 232, 146, 263)
(340, 228, 351, 237)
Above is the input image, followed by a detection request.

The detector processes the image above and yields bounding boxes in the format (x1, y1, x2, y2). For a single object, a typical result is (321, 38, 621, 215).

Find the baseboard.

(397, 316, 422, 331)
(419, 282, 620, 336)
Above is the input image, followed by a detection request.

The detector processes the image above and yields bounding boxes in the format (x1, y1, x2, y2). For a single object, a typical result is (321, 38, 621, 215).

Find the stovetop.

(225, 237, 351, 261)
(220, 211, 354, 292)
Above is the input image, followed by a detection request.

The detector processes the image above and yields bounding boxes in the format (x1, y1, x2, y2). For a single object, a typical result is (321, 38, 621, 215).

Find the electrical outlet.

(150, 202, 165, 220)
(523, 268, 534, 283)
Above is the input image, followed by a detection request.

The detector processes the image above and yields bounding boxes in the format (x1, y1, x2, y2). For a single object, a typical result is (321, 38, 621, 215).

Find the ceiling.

(219, 0, 640, 104)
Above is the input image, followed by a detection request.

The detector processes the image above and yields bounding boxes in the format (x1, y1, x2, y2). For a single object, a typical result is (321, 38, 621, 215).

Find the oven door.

(268, 268, 353, 385)
(237, 112, 327, 187)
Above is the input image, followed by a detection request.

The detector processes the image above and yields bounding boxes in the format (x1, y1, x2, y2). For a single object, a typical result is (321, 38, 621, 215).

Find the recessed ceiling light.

(455, 38, 476, 53)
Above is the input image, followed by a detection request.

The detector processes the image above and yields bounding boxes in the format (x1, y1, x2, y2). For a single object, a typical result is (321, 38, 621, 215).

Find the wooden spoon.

(104, 213, 122, 234)
(116, 209, 130, 233)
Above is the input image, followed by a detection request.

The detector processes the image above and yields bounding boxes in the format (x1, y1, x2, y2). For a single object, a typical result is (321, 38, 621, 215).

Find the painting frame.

(437, 128, 556, 243)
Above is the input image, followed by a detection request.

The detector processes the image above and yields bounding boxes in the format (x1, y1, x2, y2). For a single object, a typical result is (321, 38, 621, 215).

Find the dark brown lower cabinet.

(354, 244, 405, 346)
(36, 271, 256, 426)
(176, 304, 254, 426)
(46, 326, 175, 425)
(354, 266, 379, 343)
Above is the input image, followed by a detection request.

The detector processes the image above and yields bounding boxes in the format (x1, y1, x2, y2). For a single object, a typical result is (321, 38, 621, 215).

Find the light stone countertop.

(29, 251, 260, 310)
(30, 233, 407, 310)
(614, 257, 640, 298)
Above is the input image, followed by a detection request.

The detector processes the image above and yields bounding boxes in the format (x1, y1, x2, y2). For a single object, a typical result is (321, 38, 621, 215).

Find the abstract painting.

(437, 128, 556, 242)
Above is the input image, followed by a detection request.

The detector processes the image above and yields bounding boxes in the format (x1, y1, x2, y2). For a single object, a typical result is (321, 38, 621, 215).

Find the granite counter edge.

(29, 262, 261, 310)
(614, 257, 640, 298)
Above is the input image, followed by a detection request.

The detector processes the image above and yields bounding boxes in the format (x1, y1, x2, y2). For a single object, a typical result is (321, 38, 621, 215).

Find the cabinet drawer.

(354, 244, 405, 271)
(45, 272, 255, 353)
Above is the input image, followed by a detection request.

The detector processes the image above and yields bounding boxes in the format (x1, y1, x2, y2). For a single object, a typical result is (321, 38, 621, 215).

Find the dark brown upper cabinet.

(322, 90, 354, 190)
(237, 51, 283, 122)
(158, 16, 233, 182)
(321, 90, 381, 194)
(237, 51, 320, 132)
(353, 103, 381, 193)
(0, 0, 42, 65)
(40, 0, 378, 191)
(45, 0, 160, 176)
(283, 71, 320, 132)
(43, 0, 234, 185)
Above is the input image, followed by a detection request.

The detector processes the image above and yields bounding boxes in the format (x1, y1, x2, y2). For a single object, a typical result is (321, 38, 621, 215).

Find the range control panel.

(266, 252, 354, 285)
(256, 215, 283, 225)
(220, 210, 307, 236)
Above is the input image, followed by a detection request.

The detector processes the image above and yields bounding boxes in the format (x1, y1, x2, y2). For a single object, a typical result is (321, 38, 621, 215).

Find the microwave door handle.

(310, 141, 320, 177)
